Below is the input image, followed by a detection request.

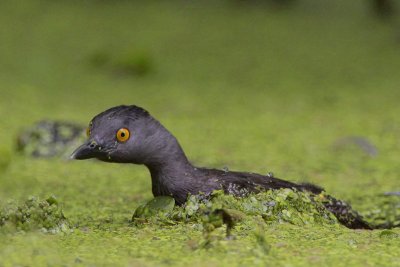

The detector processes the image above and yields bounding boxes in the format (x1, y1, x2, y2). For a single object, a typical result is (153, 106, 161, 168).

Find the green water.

(0, 0, 399, 266)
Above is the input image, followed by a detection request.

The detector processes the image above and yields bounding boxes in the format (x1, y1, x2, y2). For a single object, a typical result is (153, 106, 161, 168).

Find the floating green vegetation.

(360, 194, 400, 229)
(130, 189, 343, 250)
(133, 189, 338, 232)
(16, 121, 85, 158)
(132, 189, 400, 236)
(0, 196, 69, 234)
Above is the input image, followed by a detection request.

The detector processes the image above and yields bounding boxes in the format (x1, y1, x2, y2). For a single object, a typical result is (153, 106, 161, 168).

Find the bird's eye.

(116, 128, 130, 142)
(86, 127, 91, 137)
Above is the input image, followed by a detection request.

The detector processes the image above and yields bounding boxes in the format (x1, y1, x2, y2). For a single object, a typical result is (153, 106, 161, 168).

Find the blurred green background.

(0, 0, 399, 266)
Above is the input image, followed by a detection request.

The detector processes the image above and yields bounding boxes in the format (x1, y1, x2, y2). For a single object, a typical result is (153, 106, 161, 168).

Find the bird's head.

(70, 105, 169, 164)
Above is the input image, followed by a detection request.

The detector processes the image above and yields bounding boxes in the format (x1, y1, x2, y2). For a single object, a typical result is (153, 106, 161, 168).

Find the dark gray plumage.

(71, 105, 374, 229)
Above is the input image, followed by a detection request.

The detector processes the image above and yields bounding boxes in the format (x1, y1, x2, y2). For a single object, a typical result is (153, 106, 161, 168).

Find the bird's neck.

(143, 134, 194, 198)
(145, 146, 191, 175)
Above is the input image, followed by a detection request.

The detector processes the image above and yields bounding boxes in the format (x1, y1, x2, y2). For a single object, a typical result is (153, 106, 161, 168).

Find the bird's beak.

(70, 141, 99, 160)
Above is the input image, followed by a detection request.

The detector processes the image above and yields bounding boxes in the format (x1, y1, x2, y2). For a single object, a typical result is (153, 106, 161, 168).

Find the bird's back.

(193, 167, 322, 197)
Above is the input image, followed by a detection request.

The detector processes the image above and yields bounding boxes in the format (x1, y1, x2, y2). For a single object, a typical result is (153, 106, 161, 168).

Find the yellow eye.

(116, 128, 130, 142)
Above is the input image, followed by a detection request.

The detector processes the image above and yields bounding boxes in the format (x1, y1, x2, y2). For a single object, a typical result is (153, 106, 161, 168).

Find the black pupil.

(121, 132, 125, 137)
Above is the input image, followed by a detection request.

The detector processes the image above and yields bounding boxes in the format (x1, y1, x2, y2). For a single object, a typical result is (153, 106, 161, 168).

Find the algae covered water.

(0, 0, 400, 266)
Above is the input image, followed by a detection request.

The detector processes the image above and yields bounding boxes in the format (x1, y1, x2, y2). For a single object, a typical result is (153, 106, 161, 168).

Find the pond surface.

(0, 0, 399, 266)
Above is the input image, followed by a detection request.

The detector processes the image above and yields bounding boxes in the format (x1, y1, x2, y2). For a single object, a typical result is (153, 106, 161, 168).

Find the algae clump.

(0, 196, 69, 233)
(132, 189, 338, 234)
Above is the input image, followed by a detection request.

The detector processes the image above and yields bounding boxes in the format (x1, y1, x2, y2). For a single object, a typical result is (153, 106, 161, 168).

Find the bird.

(70, 105, 374, 229)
